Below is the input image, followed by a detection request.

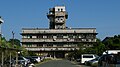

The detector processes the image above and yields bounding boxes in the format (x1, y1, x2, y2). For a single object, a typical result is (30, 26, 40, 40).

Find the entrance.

(55, 52, 65, 58)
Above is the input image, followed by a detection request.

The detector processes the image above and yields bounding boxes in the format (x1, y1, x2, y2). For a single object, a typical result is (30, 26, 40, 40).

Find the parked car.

(40, 56, 44, 62)
(81, 54, 98, 64)
(14, 56, 30, 67)
(25, 56, 38, 63)
(31, 56, 41, 62)
(98, 54, 120, 67)
(85, 57, 99, 66)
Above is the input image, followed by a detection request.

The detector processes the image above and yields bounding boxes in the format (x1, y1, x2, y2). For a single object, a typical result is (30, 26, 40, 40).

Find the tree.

(94, 39, 105, 55)
(77, 39, 105, 56)
(103, 35, 120, 50)
(8, 39, 21, 47)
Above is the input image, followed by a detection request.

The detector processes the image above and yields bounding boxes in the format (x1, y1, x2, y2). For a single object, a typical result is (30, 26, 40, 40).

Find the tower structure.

(47, 6, 68, 29)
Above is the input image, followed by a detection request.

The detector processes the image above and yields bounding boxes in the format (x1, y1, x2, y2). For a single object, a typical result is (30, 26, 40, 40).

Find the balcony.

(22, 38, 75, 42)
(25, 47, 79, 51)
(22, 38, 96, 43)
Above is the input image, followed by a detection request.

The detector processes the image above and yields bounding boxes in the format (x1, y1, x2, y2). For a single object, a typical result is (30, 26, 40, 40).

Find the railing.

(21, 29, 97, 34)
(26, 47, 79, 51)
(22, 38, 96, 42)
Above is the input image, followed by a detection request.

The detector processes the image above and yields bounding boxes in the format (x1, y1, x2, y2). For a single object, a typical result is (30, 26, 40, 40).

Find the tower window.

(61, 18, 63, 20)
(58, 9, 60, 11)
(61, 9, 63, 11)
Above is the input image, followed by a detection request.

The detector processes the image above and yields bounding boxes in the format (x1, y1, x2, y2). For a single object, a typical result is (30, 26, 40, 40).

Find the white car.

(81, 54, 98, 64)
(31, 56, 41, 62)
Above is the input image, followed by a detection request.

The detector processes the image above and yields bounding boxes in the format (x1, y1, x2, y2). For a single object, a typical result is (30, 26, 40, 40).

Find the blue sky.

(0, 0, 120, 40)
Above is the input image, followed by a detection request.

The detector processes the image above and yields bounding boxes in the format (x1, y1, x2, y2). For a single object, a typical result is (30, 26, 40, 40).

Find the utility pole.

(9, 31, 15, 67)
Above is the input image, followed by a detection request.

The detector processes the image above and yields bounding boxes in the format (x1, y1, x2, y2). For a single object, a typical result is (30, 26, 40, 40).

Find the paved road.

(36, 59, 90, 67)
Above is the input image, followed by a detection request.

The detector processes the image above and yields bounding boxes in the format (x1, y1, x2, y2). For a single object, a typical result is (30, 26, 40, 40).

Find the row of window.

(23, 44, 77, 47)
(23, 34, 95, 39)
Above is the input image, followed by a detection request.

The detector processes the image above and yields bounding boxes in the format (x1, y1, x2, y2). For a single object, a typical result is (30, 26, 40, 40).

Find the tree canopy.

(102, 35, 120, 50)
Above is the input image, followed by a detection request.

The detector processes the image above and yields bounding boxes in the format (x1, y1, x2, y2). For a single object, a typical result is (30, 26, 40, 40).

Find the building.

(21, 6, 97, 58)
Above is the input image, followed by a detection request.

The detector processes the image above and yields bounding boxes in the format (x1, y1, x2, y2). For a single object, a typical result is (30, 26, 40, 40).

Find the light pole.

(12, 31, 15, 48)
(0, 16, 4, 67)
(0, 16, 4, 46)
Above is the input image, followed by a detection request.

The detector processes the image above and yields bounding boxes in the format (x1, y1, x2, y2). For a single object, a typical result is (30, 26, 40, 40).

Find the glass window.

(57, 34, 63, 38)
(61, 9, 63, 11)
(83, 56, 93, 58)
(58, 9, 60, 11)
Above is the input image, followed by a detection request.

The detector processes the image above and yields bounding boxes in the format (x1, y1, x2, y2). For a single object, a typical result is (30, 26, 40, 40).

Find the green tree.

(103, 35, 120, 50)
(8, 39, 21, 47)
(94, 39, 105, 56)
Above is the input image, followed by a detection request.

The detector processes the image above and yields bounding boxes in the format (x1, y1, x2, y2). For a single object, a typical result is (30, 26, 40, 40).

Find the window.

(26, 43, 32, 47)
(57, 34, 63, 38)
(47, 35, 53, 38)
(58, 9, 60, 11)
(69, 34, 73, 38)
(57, 44, 63, 47)
(61, 9, 63, 11)
(60, 18, 63, 21)
(43, 35, 47, 38)
(30, 36, 32, 38)
(83, 56, 93, 58)
(37, 35, 43, 38)
(27, 35, 32, 38)
(47, 43, 53, 47)
(37, 44, 43, 47)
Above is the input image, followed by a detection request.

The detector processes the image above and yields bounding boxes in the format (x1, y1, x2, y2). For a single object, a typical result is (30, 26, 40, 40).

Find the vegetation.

(0, 36, 28, 62)
(67, 34, 120, 59)
(102, 35, 120, 50)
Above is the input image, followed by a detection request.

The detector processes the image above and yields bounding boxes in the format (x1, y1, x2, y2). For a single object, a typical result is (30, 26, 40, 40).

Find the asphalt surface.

(36, 59, 90, 67)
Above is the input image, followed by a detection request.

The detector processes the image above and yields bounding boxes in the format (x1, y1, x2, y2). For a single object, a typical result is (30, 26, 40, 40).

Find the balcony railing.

(22, 38, 96, 42)
(26, 47, 79, 51)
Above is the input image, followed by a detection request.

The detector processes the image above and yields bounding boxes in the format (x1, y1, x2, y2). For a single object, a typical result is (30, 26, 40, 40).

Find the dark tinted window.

(83, 56, 93, 58)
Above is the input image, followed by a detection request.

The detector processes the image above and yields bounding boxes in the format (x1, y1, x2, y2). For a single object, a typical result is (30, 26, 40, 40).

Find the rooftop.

(22, 28, 97, 30)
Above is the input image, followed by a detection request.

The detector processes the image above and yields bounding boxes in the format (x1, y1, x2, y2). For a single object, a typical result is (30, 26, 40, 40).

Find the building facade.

(21, 6, 97, 58)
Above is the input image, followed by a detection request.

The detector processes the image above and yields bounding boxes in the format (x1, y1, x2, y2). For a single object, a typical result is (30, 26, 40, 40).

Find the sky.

(0, 0, 120, 40)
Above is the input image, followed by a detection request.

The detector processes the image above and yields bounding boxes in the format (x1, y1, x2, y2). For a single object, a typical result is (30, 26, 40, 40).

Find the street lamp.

(0, 16, 4, 46)
(12, 31, 15, 48)
(0, 16, 4, 67)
